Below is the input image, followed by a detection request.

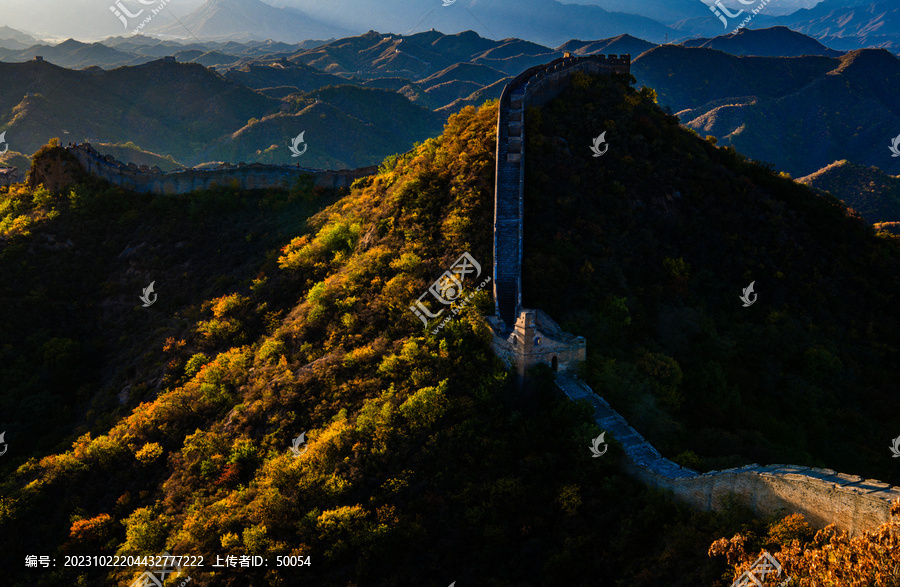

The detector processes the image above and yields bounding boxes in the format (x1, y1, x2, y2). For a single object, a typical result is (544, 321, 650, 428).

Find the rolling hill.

(632, 45, 900, 177)
(558, 33, 657, 57)
(799, 159, 900, 223)
(0, 56, 442, 170)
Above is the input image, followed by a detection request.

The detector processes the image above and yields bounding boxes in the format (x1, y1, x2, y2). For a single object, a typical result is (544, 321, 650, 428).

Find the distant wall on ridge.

(31, 143, 378, 195)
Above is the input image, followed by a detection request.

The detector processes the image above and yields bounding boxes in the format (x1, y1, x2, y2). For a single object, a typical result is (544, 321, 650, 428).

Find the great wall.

(8, 53, 899, 536)
(28, 142, 378, 195)
(487, 53, 900, 536)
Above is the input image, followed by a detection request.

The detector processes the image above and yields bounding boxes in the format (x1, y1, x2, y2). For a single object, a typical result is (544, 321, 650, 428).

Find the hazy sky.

(0, 0, 825, 42)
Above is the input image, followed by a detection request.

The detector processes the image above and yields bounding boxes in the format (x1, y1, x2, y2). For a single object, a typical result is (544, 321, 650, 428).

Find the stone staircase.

(556, 372, 696, 479)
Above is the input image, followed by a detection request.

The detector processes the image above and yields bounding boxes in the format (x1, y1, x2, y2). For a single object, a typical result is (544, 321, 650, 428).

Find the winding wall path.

(492, 55, 900, 535)
(492, 54, 631, 329)
(556, 373, 900, 536)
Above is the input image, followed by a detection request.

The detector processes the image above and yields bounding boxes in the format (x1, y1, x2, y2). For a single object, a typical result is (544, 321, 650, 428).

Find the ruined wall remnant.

(489, 309, 585, 376)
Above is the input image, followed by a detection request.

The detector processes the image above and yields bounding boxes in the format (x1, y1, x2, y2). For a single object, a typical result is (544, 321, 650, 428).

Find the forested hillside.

(521, 71, 900, 485)
(2, 68, 900, 586)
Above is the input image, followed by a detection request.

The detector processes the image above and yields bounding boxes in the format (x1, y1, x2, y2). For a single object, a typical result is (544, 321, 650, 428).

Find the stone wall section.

(63, 143, 378, 195)
(492, 54, 631, 330)
(556, 372, 900, 536)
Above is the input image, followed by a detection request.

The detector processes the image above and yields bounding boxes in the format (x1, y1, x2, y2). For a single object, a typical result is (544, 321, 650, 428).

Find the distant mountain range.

(3, 0, 900, 52)
(582, 0, 822, 22)
(774, 0, 900, 51)
(0, 56, 442, 169)
(681, 26, 842, 57)
(0, 35, 328, 70)
(3, 24, 900, 210)
(278, 0, 679, 46)
(632, 45, 900, 178)
(0, 25, 37, 49)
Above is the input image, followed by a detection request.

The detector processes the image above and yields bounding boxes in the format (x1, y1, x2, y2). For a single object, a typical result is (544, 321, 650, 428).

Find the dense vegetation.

(711, 506, 900, 586)
(524, 70, 900, 485)
(2, 68, 900, 586)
